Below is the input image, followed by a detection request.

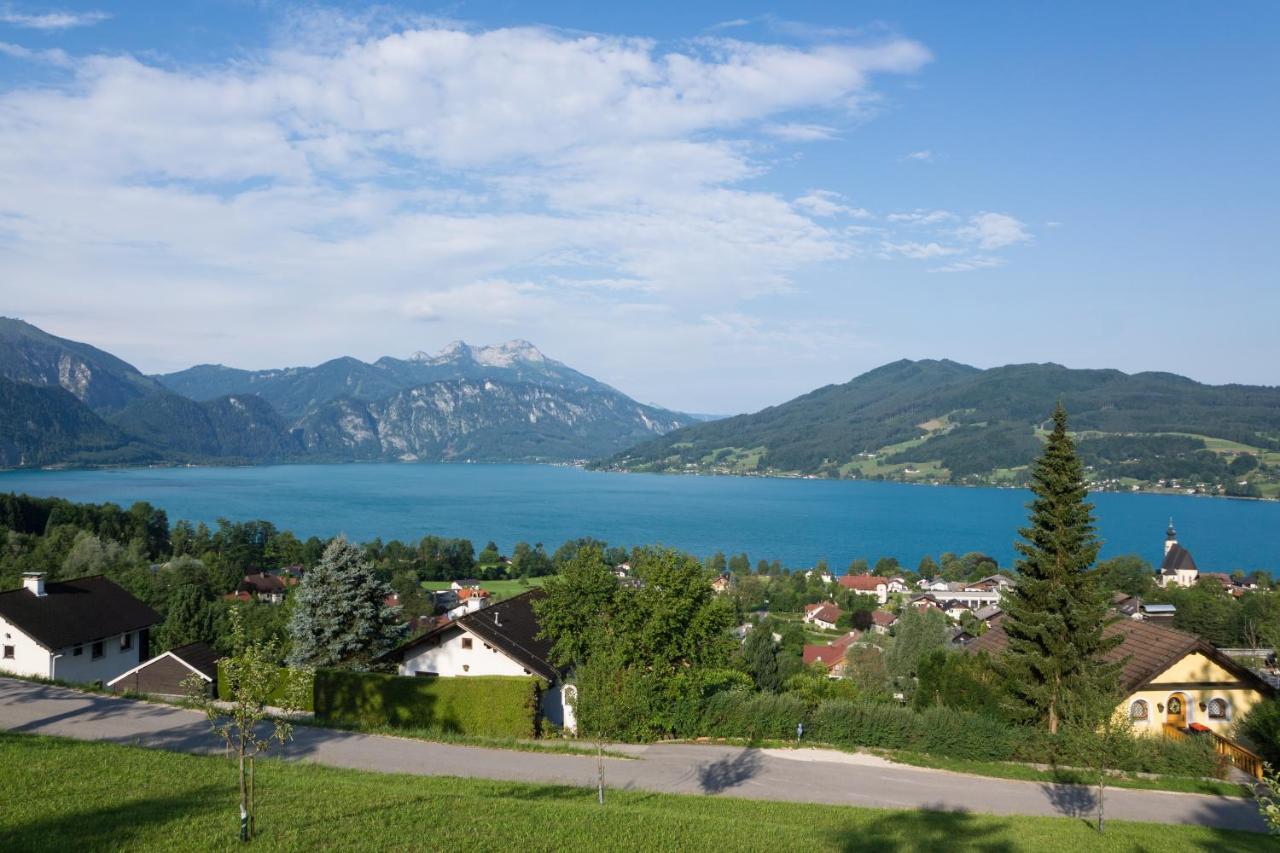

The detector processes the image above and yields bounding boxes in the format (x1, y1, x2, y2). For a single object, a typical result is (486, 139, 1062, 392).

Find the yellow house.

(968, 619, 1274, 742)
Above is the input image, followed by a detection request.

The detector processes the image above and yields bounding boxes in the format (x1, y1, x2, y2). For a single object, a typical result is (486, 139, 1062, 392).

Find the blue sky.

(0, 2, 1276, 413)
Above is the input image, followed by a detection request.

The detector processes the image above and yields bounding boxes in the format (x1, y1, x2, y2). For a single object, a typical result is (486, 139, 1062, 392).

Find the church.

(1156, 521, 1199, 588)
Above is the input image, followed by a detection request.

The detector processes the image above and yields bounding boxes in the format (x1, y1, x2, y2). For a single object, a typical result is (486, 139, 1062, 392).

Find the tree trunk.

(248, 753, 256, 839)
(238, 748, 248, 843)
(596, 742, 605, 806)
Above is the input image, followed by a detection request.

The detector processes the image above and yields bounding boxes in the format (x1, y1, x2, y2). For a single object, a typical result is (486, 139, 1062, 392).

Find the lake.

(1, 464, 1277, 573)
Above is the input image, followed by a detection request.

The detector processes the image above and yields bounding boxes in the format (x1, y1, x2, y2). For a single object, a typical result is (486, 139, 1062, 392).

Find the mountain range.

(595, 359, 1280, 498)
(4, 317, 1279, 498)
(0, 318, 693, 467)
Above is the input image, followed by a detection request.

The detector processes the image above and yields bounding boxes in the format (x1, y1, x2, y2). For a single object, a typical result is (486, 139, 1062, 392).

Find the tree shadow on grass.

(827, 807, 1018, 853)
(4, 785, 225, 853)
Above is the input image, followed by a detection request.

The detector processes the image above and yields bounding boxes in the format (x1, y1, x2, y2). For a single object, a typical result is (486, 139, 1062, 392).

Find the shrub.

(1239, 698, 1280, 767)
(217, 663, 313, 712)
(314, 670, 544, 738)
(699, 692, 807, 741)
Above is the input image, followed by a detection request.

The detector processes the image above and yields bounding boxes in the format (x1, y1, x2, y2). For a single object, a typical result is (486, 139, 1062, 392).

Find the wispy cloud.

(0, 6, 109, 29)
(956, 212, 1032, 250)
(930, 256, 1006, 273)
(0, 39, 68, 63)
(903, 149, 933, 162)
(794, 190, 869, 218)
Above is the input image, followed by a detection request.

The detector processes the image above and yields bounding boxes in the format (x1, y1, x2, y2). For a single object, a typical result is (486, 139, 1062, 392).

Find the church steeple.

(1165, 518, 1177, 555)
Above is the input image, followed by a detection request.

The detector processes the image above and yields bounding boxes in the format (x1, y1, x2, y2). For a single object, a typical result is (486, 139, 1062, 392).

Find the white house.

(803, 602, 842, 631)
(838, 574, 908, 605)
(0, 573, 160, 685)
(385, 589, 575, 733)
(445, 586, 491, 620)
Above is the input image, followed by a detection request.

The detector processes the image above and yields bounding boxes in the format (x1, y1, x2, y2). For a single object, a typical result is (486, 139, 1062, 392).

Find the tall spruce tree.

(1000, 404, 1122, 733)
(287, 537, 406, 669)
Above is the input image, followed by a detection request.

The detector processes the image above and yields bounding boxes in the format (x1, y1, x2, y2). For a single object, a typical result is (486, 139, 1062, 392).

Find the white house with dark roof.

(0, 573, 160, 685)
(382, 588, 575, 732)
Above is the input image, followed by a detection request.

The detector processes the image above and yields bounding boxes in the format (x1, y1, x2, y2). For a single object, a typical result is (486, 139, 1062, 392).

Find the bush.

(1238, 698, 1280, 766)
(699, 692, 807, 741)
(217, 663, 313, 712)
(313, 670, 544, 738)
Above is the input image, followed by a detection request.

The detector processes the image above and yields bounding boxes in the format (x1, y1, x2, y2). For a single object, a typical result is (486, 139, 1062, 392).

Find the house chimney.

(23, 572, 46, 597)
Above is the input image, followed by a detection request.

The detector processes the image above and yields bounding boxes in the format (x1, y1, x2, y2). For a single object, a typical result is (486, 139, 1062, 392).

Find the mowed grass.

(1, 733, 1271, 852)
(420, 576, 545, 600)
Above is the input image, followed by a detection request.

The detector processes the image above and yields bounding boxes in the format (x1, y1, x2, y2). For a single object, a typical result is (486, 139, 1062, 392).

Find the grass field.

(421, 577, 546, 601)
(1, 733, 1270, 852)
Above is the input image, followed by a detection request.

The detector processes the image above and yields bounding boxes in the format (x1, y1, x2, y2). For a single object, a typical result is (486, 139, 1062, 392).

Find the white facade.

(397, 625, 574, 731)
(0, 614, 144, 684)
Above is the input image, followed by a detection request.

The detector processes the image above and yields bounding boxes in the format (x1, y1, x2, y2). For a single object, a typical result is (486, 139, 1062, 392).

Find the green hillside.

(597, 360, 1280, 497)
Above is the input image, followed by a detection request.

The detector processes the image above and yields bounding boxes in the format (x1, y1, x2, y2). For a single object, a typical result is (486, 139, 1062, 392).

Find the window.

(1207, 698, 1229, 720)
(2, 645, 13, 660)
(1129, 700, 1149, 721)
(461, 638, 473, 650)
(91, 641, 104, 659)
(120, 632, 132, 651)
(73, 646, 82, 656)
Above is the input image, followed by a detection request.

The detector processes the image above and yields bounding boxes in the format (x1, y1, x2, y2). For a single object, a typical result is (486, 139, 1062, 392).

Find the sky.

(0, 2, 1277, 415)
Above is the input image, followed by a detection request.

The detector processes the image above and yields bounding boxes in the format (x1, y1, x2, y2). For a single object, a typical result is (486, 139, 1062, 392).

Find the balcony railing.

(1163, 722, 1264, 780)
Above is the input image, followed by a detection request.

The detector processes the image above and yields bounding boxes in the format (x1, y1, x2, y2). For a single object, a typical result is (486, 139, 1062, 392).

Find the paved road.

(0, 678, 1265, 833)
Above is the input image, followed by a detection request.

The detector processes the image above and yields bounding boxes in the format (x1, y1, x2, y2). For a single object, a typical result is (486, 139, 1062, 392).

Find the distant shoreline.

(3, 457, 1274, 504)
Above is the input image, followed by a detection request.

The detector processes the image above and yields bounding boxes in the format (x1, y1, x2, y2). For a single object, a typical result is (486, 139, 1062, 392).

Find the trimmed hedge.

(314, 670, 545, 738)
(216, 664, 314, 713)
(697, 693, 1221, 776)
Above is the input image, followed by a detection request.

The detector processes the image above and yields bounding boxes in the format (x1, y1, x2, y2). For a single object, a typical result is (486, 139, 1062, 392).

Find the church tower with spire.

(1158, 519, 1198, 588)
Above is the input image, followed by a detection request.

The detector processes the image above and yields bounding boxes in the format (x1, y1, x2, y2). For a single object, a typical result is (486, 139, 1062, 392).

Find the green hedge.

(216, 664, 314, 713)
(697, 693, 1220, 776)
(314, 670, 545, 738)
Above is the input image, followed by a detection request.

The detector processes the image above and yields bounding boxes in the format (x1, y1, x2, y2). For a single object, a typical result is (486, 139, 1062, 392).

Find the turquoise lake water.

(1, 464, 1276, 573)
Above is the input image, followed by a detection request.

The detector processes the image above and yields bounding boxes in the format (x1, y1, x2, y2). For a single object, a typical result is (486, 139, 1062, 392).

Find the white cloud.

(930, 256, 1005, 273)
(0, 40, 68, 64)
(904, 149, 933, 161)
(794, 190, 869, 218)
(886, 209, 954, 225)
(0, 7, 109, 29)
(881, 241, 960, 260)
(764, 122, 838, 141)
(0, 20, 1032, 409)
(956, 212, 1032, 250)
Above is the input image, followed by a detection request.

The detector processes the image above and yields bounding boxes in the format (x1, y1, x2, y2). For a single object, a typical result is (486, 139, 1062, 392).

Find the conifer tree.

(1000, 404, 1121, 733)
(287, 536, 406, 669)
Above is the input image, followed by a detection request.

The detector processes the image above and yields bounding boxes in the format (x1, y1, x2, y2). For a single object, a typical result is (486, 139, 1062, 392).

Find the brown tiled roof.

(967, 618, 1275, 694)
(839, 574, 886, 591)
(803, 645, 846, 667)
(805, 603, 843, 624)
(239, 572, 285, 594)
(871, 611, 898, 627)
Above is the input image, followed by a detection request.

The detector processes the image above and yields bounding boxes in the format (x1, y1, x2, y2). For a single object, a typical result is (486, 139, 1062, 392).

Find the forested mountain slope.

(598, 360, 1280, 497)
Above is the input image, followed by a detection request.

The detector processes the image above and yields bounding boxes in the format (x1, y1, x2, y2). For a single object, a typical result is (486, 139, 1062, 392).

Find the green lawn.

(1, 733, 1270, 852)
(421, 577, 546, 601)
(879, 750, 1252, 798)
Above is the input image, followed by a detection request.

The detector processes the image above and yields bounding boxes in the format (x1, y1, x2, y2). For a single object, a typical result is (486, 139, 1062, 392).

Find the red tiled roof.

(458, 587, 491, 600)
(839, 574, 886, 591)
(803, 644, 847, 668)
(871, 610, 898, 627)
